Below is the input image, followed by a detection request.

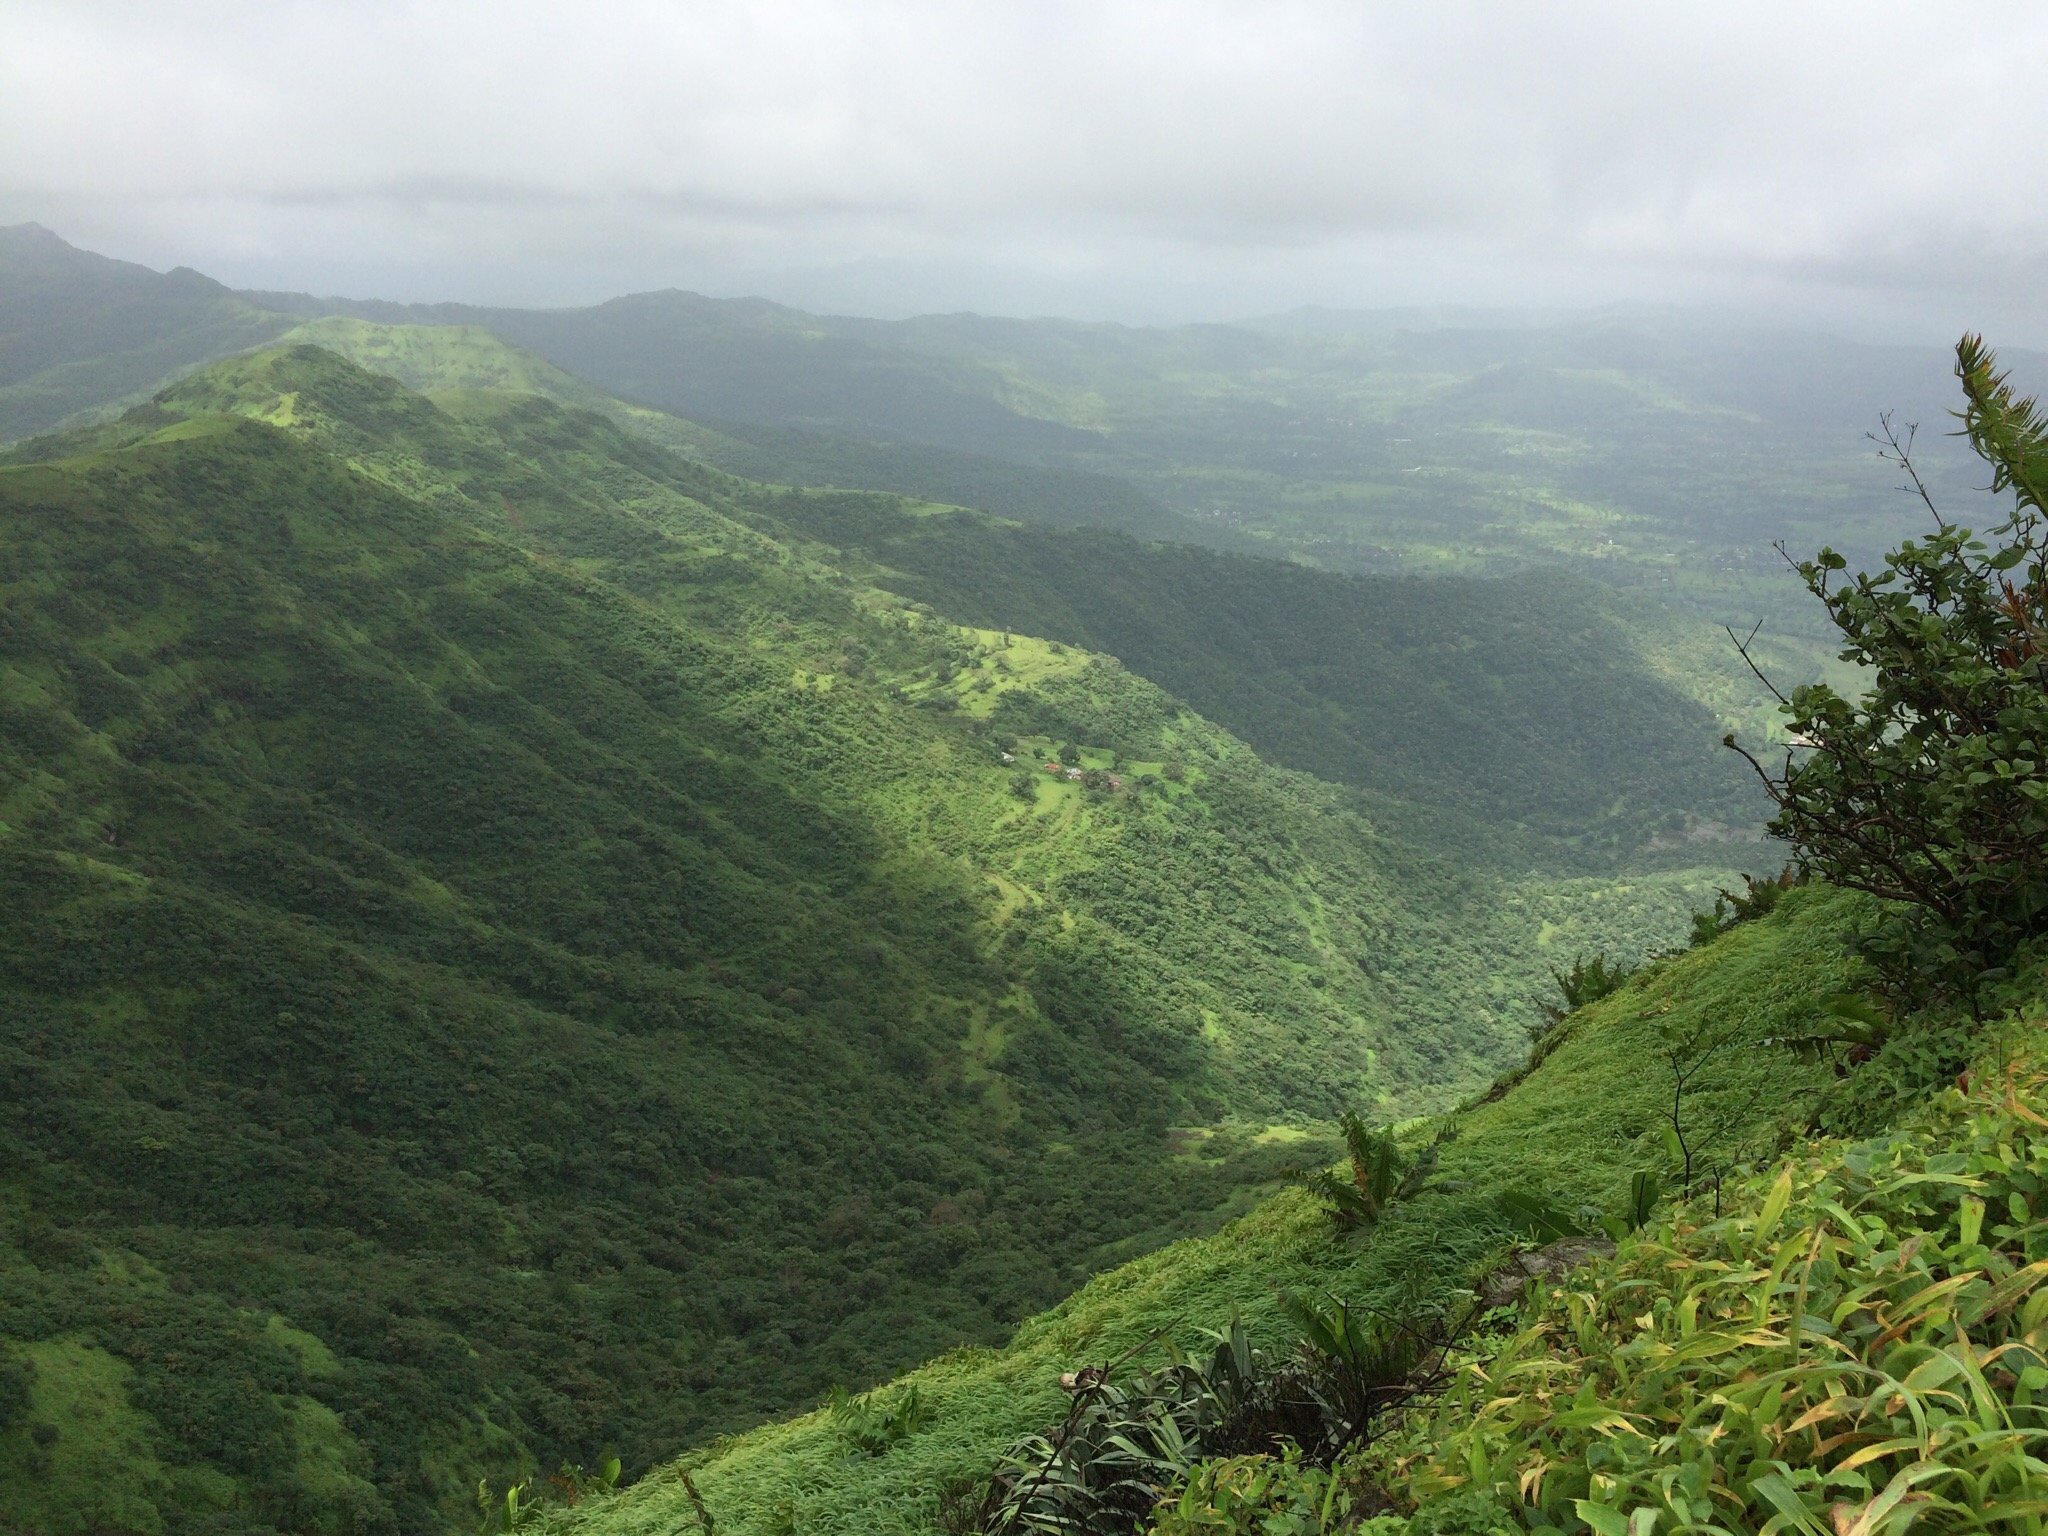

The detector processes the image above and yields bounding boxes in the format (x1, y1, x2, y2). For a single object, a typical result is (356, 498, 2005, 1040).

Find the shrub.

(1731, 336, 2048, 1000)
(978, 1307, 1457, 1536)
(1686, 867, 1803, 950)
(1147, 1447, 1363, 1536)
(1389, 1055, 2048, 1535)
(0, 1353, 30, 1432)
(1302, 1114, 1405, 1232)
(1530, 953, 1636, 1041)
(829, 1384, 933, 1457)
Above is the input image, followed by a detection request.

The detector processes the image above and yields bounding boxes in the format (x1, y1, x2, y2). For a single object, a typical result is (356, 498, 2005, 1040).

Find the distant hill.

(251, 286, 1111, 461)
(7, 227, 2005, 608)
(271, 316, 1764, 856)
(0, 222, 290, 440)
(232, 261, 2009, 620)
(273, 314, 1196, 543)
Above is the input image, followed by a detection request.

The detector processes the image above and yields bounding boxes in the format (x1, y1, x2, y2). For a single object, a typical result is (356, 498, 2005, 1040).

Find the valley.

(0, 310, 1756, 1530)
(1, 224, 2028, 1536)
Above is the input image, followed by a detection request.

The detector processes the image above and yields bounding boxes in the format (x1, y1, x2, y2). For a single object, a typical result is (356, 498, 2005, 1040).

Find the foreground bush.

(1736, 337, 2048, 999)
(1376, 1045, 2048, 1534)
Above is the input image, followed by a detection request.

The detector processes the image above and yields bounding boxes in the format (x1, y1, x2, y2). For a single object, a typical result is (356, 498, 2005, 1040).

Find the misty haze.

(2, 7, 2046, 1536)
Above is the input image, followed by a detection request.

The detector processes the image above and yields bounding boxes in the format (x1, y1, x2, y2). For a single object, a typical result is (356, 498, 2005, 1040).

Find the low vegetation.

(545, 339, 2048, 1536)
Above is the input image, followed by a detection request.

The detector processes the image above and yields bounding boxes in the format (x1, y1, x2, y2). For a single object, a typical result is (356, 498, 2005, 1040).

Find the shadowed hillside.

(0, 223, 289, 440)
(0, 346, 1742, 1533)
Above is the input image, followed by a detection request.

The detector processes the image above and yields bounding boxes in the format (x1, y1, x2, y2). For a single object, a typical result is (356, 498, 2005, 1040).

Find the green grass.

(0, 1338, 179, 1536)
(552, 887, 1866, 1536)
(1371, 1010, 2048, 1534)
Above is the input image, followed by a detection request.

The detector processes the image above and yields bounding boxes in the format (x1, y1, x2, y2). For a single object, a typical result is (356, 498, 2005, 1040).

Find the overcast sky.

(5, 1, 2046, 333)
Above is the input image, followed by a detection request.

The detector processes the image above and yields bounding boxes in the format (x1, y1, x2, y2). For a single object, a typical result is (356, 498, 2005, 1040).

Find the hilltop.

(0, 223, 290, 441)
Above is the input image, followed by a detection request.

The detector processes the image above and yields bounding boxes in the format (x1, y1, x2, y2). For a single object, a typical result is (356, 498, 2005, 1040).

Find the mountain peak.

(0, 220, 80, 262)
(0, 219, 65, 244)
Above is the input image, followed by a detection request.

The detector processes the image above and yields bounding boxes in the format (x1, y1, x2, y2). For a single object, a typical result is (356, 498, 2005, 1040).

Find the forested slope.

(248, 317, 1765, 859)
(545, 887, 1890, 1536)
(0, 347, 1730, 1535)
(754, 494, 1760, 853)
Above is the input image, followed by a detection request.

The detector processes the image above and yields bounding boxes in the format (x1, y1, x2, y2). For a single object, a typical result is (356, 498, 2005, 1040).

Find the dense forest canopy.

(5, 228, 1985, 1536)
(0, 342, 1753, 1533)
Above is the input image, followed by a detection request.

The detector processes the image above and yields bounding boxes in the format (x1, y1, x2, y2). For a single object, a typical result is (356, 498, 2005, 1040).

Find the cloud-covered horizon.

(6, 0, 2045, 334)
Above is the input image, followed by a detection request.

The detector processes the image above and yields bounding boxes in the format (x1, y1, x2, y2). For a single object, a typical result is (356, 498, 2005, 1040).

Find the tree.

(1728, 336, 2048, 1001)
(1655, 1011, 1737, 1202)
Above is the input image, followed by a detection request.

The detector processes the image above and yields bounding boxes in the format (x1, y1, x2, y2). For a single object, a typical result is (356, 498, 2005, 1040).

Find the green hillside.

(537, 330, 2048, 1536)
(3, 239, 2039, 1536)
(258, 317, 1765, 858)
(751, 495, 1761, 854)
(251, 279, 1986, 603)
(540, 886, 1903, 1536)
(274, 316, 1193, 545)
(0, 346, 1745, 1535)
(242, 289, 1904, 756)
(0, 229, 1920, 759)
(8, 225, 1991, 642)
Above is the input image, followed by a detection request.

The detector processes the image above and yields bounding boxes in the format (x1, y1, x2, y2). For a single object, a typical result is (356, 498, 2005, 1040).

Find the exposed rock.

(1480, 1235, 1615, 1311)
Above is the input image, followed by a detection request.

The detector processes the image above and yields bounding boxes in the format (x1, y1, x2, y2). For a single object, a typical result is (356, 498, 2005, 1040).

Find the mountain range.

(0, 226, 1926, 1535)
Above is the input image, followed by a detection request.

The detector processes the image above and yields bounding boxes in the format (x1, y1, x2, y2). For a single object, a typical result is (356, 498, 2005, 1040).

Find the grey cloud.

(3, 0, 2045, 328)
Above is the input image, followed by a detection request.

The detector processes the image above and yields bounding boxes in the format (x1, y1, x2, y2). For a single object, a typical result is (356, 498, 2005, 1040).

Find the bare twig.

(1869, 413, 1949, 530)
(1725, 618, 1790, 707)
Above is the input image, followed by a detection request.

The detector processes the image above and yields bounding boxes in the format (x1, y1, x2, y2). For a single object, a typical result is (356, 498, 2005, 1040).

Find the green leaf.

(1751, 1472, 1832, 1536)
(1573, 1501, 1631, 1536)
(1755, 1165, 1794, 1244)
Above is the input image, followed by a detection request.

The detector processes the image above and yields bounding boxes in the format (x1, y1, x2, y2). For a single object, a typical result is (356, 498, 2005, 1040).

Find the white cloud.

(3, 0, 2044, 325)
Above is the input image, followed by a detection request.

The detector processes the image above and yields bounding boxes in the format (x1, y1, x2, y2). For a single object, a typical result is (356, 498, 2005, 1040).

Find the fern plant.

(1532, 953, 1638, 1039)
(1303, 1113, 1405, 1231)
(828, 1383, 933, 1457)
